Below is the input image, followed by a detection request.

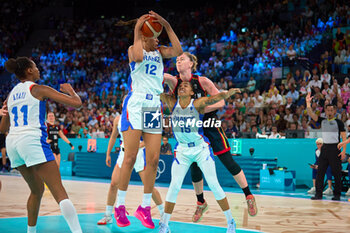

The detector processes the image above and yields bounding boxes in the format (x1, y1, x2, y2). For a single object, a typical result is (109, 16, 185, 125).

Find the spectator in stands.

(247, 76, 256, 93)
(303, 70, 312, 82)
(160, 136, 172, 155)
(320, 69, 331, 85)
(286, 44, 297, 64)
(268, 125, 281, 139)
(286, 85, 299, 103)
(266, 89, 283, 106)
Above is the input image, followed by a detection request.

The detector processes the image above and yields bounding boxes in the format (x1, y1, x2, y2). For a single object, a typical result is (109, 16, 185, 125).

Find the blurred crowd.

(1, 0, 350, 139)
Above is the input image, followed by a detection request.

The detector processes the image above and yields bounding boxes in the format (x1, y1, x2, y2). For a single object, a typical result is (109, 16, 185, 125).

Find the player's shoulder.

(197, 75, 211, 83)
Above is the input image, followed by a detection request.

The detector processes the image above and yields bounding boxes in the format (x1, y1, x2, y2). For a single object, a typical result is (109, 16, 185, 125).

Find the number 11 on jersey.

(11, 105, 28, 127)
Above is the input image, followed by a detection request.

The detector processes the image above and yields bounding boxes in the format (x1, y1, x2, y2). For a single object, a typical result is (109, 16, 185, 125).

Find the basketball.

(141, 16, 163, 38)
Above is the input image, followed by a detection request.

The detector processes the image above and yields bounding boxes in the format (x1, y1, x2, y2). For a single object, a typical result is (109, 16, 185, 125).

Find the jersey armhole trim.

(29, 83, 36, 91)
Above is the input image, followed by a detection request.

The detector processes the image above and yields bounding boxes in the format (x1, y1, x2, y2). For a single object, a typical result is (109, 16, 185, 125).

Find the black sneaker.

(311, 196, 322, 200)
(331, 196, 340, 201)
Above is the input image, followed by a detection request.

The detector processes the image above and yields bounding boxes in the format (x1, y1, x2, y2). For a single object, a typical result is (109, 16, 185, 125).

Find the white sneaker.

(345, 188, 350, 196)
(227, 219, 236, 233)
(97, 215, 113, 225)
(307, 187, 316, 194)
(323, 188, 333, 196)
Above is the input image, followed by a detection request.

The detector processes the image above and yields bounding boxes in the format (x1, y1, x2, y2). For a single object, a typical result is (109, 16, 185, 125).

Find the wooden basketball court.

(0, 175, 349, 232)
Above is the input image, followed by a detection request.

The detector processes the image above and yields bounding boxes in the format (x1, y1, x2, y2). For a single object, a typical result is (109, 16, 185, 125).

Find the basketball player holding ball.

(114, 11, 182, 229)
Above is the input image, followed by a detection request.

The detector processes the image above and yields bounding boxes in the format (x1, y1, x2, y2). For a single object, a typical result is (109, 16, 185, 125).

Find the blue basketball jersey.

(128, 49, 164, 95)
(7, 81, 47, 137)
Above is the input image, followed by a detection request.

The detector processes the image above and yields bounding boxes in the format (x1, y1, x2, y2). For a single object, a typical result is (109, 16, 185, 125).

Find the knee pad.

(218, 151, 242, 176)
(190, 162, 203, 183)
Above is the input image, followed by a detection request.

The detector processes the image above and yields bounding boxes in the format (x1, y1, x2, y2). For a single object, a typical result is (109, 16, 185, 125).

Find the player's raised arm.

(160, 93, 177, 112)
(164, 73, 178, 92)
(150, 11, 183, 58)
(198, 76, 225, 113)
(31, 83, 82, 108)
(194, 88, 240, 114)
(128, 15, 150, 62)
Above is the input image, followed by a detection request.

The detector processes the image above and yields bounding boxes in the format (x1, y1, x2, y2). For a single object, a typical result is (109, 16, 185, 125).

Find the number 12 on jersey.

(11, 105, 28, 127)
(145, 64, 157, 75)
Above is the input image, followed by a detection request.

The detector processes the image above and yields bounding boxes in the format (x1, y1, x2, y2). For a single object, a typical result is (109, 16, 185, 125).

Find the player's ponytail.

(5, 57, 33, 80)
(115, 18, 138, 27)
(183, 52, 198, 72)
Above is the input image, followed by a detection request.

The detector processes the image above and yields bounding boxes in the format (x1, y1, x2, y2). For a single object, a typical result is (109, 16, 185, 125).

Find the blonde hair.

(316, 138, 323, 144)
(183, 52, 198, 72)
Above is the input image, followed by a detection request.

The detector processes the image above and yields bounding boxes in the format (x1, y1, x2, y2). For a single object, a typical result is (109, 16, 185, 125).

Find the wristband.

(69, 143, 73, 147)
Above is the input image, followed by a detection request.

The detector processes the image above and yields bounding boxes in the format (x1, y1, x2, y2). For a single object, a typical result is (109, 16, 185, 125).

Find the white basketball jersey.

(128, 49, 164, 95)
(7, 81, 47, 137)
(171, 99, 209, 145)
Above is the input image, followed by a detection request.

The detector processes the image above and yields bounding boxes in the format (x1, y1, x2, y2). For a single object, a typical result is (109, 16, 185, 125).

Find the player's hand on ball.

(149, 11, 169, 27)
(135, 14, 150, 31)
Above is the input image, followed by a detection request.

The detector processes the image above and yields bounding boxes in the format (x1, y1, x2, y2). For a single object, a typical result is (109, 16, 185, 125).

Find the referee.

(306, 93, 347, 200)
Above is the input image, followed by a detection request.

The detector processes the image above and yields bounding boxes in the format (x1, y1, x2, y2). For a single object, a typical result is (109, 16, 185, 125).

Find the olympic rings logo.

(156, 159, 165, 179)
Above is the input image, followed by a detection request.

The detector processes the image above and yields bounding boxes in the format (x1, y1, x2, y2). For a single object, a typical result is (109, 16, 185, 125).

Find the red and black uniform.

(47, 123, 60, 154)
(173, 74, 242, 182)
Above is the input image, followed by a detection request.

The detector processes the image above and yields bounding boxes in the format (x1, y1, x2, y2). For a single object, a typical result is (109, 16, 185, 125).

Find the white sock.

(162, 213, 171, 226)
(27, 225, 36, 233)
(106, 205, 113, 216)
(59, 199, 82, 233)
(157, 204, 164, 216)
(223, 209, 233, 224)
(141, 193, 152, 208)
(116, 190, 126, 207)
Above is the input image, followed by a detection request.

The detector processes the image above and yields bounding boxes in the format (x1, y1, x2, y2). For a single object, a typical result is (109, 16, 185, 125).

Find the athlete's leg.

(34, 160, 82, 233)
(1, 147, 6, 169)
(117, 129, 142, 205)
(17, 165, 45, 228)
(107, 164, 121, 206)
(138, 170, 164, 215)
(138, 170, 162, 205)
(190, 163, 205, 201)
(142, 133, 162, 194)
(132, 133, 161, 229)
(162, 160, 191, 227)
(97, 164, 121, 225)
(197, 155, 235, 229)
(55, 153, 61, 169)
